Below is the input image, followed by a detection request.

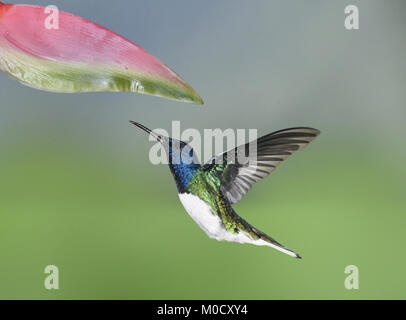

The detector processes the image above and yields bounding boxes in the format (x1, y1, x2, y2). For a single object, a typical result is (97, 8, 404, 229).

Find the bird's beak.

(129, 121, 162, 142)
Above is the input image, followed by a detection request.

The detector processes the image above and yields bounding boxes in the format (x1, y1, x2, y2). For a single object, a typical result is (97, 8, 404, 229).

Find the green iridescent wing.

(202, 127, 320, 204)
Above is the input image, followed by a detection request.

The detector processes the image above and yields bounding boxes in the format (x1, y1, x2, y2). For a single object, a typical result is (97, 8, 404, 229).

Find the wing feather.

(202, 127, 320, 204)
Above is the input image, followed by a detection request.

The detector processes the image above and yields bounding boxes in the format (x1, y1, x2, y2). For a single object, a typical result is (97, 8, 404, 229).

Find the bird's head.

(130, 121, 197, 166)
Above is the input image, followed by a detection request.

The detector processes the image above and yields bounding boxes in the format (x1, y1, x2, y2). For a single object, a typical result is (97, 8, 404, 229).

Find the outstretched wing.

(202, 127, 320, 204)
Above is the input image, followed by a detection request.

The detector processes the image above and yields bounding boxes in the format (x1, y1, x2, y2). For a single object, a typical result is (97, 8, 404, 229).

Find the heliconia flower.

(0, 2, 203, 104)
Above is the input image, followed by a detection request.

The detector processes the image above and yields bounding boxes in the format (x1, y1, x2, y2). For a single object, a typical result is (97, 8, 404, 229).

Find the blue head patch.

(167, 138, 200, 192)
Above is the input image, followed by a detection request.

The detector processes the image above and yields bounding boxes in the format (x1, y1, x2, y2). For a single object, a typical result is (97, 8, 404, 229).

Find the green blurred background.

(0, 0, 405, 299)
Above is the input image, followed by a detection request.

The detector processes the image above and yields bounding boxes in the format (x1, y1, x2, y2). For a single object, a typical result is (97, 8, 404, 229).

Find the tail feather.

(237, 215, 302, 259)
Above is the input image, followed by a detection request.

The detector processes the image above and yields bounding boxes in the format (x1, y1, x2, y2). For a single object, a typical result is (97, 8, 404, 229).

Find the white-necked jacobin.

(131, 121, 320, 258)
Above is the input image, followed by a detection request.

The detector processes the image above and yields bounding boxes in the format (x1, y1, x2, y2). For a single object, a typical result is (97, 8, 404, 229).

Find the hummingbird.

(130, 121, 320, 258)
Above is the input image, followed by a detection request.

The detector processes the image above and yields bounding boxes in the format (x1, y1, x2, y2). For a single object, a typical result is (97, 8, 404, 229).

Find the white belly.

(178, 193, 299, 257)
(178, 193, 269, 245)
